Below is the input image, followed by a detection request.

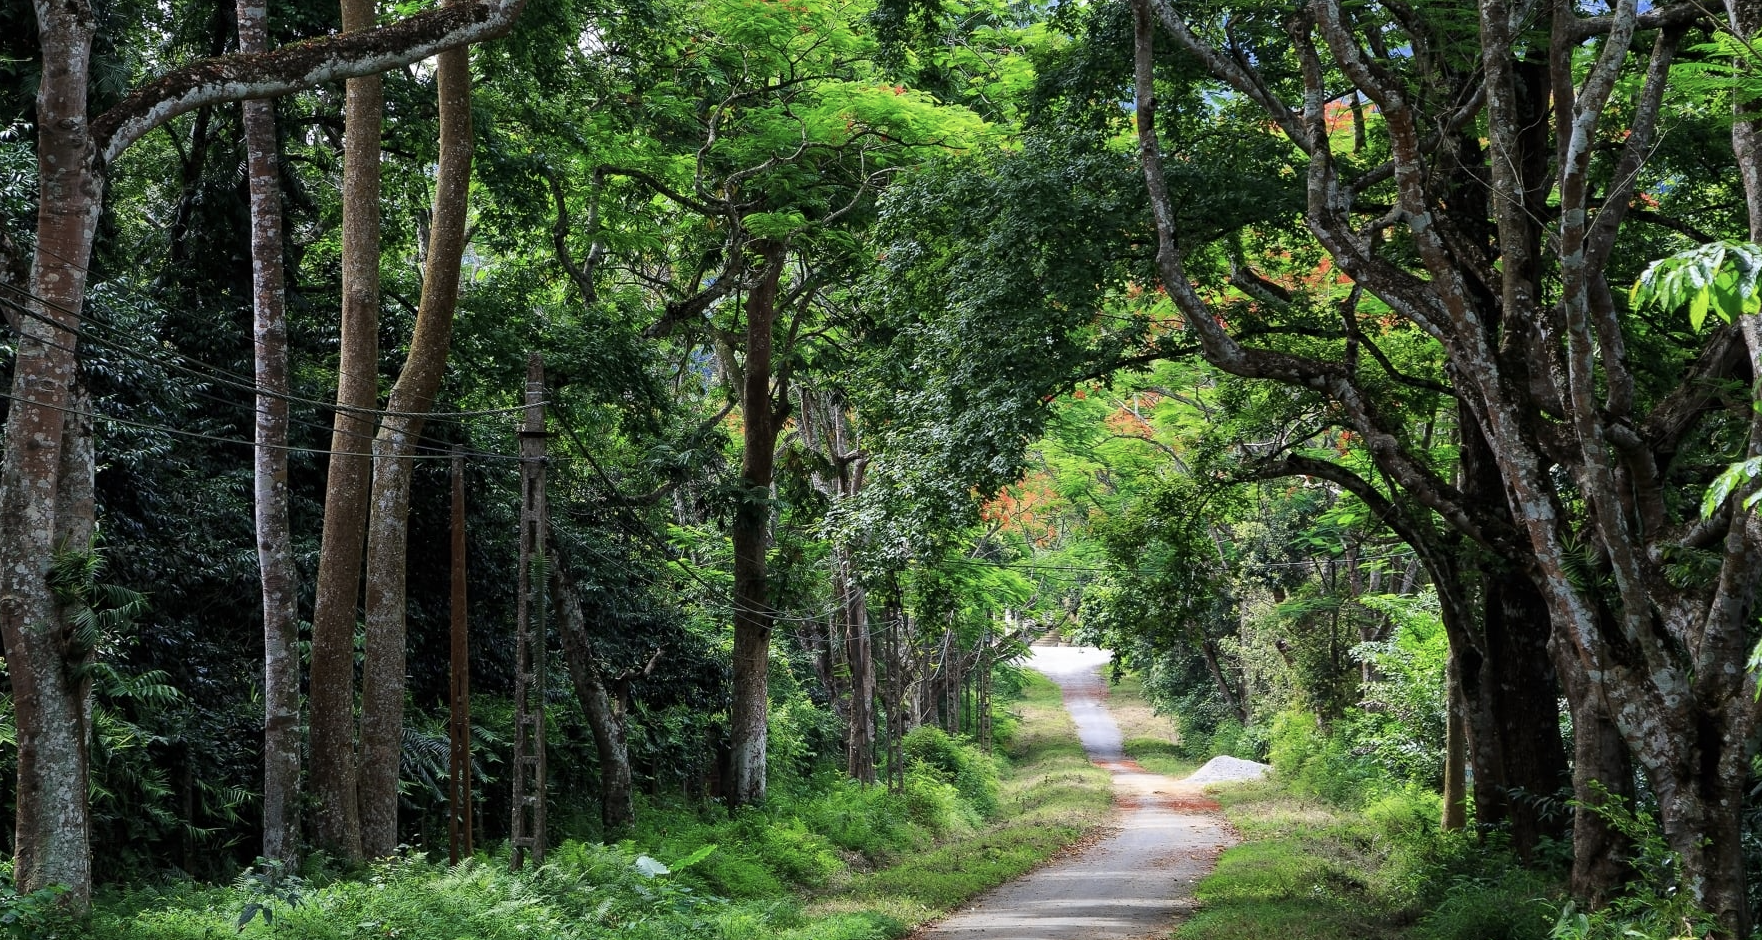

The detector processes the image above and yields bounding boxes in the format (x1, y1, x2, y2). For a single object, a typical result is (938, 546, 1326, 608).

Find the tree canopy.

(6, 0, 1762, 935)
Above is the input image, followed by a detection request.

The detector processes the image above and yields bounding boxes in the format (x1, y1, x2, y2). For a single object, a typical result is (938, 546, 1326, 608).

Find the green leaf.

(671, 844, 718, 871)
(1689, 288, 1710, 331)
(1750, 638, 1762, 701)
(743, 211, 807, 240)
(1632, 241, 1762, 330)
(1701, 457, 1762, 519)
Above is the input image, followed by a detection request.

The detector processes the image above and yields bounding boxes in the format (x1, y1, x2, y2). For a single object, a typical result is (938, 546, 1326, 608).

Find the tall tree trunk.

(1728, 0, 1762, 245)
(550, 564, 636, 837)
(1441, 653, 1467, 832)
(941, 628, 959, 733)
(308, 0, 386, 863)
(1553, 644, 1634, 906)
(1722, 10, 1762, 922)
(358, 27, 473, 859)
(1443, 563, 1569, 857)
(0, 0, 102, 904)
(238, 0, 301, 870)
(880, 591, 905, 792)
(798, 386, 874, 782)
(2, 0, 527, 904)
(727, 242, 787, 808)
(977, 624, 993, 753)
(1442, 409, 1570, 856)
(1651, 725, 1754, 937)
(1200, 638, 1247, 725)
(1132, 1, 1759, 931)
(1471, 560, 1569, 856)
(3, 387, 97, 902)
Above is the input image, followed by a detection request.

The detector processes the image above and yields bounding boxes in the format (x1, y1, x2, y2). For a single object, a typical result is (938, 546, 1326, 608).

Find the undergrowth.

(1173, 777, 1556, 940)
(82, 671, 1109, 940)
(1176, 710, 1724, 940)
(1174, 709, 1551, 940)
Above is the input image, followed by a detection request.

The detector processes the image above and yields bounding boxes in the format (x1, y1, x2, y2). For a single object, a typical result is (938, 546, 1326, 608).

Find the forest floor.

(86, 654, 1258, 940)
(85, 665, 1116, 940)
(909, 646, 1244, 940)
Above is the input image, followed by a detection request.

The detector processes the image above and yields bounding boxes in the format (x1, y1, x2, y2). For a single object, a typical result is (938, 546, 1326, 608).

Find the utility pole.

(448, 447, 472, 864)
(978, 620, 993, 753)
(510, 354, 549, 870)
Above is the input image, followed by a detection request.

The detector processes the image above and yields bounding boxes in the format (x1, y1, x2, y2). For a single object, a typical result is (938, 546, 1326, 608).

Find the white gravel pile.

(1185, 755, 1270, 785)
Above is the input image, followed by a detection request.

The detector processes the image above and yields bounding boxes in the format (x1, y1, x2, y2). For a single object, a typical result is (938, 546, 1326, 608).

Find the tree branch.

(1569, 2, 1709, 39)
(94, 0, 526, 164)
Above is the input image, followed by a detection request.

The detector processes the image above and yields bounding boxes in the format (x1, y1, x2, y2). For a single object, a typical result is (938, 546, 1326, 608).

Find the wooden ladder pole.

(511, 353, 548, 871)
(448, 446, 472, 864)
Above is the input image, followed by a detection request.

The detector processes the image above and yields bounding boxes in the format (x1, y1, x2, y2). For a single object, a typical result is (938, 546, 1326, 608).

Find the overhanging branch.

(95, 0, 527, 164)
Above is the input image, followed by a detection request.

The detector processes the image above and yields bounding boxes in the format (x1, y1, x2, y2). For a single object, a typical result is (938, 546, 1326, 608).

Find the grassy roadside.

(1173, 780, 1413, 940)
(1105, 670, 1199, 779)
(80, 670, 1110, 940)
(1171, 780, 1556, 940)
(795, 669, 1113, 934)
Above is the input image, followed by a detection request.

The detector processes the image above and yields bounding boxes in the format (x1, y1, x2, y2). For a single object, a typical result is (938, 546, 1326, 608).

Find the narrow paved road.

(912, 646, 1236, 940)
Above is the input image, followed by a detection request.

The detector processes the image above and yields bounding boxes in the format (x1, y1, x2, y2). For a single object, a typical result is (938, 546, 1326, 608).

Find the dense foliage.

(5, 0, 1762, 935)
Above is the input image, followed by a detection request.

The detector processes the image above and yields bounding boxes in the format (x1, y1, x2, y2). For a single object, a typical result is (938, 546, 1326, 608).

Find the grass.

(1173, 779, 1407, 940)
(1105, 670, 1200, 779)
(79, 671, 1111, 940)
(800, 669, 1113, 928)
(1171, 779, 1557, 940)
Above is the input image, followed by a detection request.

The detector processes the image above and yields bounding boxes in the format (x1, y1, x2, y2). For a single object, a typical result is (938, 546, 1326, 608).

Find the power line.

(0, 283, 565, 462)
(0, 388, 526, 462)
(0, 283, 541, 422)
(493, 470, 867, 626)
(7, 242, 508, 422)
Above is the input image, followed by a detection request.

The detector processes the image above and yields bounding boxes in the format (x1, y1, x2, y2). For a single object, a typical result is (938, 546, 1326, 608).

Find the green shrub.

(1414, 866, 1555, 940)
(1364, 787, 1443, 843)
(696, 845, 791, 899)
(773, 910, 906, 940)
(768, 695, 843, 796)
(0, 880, 77, 940)
(1267, 711, 1371, 805)
(1207, 717, 1246, 759)
(96, 845, 710, 939)
(1541, 788, 1719, 940)
(899, 767, 978, 837)
(1267, 710, 1318, 779)
(87, 670, 1101, 940)
(751, 817, 842, 887)
(1233, 721, 1272, 760)
(901, 726, 1000, 817)
(793, 776, 923, 860)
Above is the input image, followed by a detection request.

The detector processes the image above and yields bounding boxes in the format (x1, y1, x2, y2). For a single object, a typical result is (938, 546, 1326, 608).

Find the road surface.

(912, 645, 1239, 940)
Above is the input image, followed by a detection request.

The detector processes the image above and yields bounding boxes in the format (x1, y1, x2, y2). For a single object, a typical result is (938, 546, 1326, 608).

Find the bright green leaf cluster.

(1702, 456, 1762, 520)
(1629, 241, 1762, 330)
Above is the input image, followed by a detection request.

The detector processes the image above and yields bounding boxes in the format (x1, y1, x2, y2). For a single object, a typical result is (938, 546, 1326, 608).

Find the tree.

(306, 0, 389, 864)
(359, 9, 476, 858)
(550, 557, 667, 837)
(796, 385, 876, 782)
(1129, 0, 1761, 930)
(236, 0, 300, 870)
(859, 0, 1601, 885)
(2, 0, 527, 904)
(537, 0, 989, 805)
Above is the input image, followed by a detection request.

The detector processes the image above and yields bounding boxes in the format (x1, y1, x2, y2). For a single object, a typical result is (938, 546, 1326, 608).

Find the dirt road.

(912, 646, 1237, 940)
